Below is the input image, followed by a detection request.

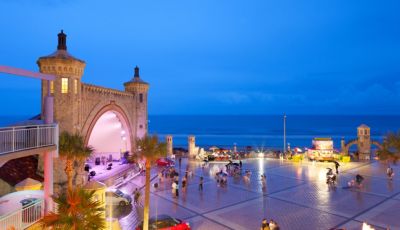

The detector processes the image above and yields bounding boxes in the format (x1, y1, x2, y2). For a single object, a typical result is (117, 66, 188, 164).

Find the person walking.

(239, 160, 243, 168)
(387, 165, 394, 180)
(175, 181, 179, 197)
(179, 157, 182, 167)
(199, 176, 204, 191)
(334, 161, 340, 174)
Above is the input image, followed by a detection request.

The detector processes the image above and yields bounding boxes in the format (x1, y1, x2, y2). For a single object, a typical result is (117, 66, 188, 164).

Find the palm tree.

(136, 135, 167, 230)
(40, 187, 106, 229)
(59, 131, 94, 190)
(377, 131, 400, 164)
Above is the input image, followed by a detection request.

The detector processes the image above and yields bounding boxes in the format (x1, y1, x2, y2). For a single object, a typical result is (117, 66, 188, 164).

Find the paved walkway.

(118, 159, 400, 230)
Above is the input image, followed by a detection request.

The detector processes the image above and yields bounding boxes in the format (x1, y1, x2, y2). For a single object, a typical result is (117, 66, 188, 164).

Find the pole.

(283, 114, 286, 154)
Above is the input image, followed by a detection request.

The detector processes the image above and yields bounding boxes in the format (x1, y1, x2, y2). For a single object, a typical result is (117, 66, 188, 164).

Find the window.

(50, 81, 54, 94)
(139, 93, 143, 103)
(74, 79, 78, 94)
(61, 78, 68, 93)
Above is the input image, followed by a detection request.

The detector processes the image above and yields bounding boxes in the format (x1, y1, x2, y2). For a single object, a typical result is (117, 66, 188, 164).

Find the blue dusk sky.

(1, 0, 400, 116)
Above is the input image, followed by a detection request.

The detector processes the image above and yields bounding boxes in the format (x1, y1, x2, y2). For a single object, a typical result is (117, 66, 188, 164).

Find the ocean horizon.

(1, 114, 399, 151)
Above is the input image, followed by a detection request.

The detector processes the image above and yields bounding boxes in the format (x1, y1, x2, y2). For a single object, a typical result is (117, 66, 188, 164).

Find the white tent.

(15, 178, 42, 191)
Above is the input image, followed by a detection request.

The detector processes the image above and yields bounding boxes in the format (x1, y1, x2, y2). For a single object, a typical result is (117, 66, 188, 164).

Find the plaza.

(118, 158, 400, 230)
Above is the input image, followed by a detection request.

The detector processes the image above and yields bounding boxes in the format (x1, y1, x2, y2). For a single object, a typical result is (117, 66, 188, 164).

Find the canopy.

(15, 178, 42, 191)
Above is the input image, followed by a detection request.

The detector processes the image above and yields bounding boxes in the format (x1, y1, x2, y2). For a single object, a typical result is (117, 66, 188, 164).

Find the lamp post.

(283, 114, 286, 154)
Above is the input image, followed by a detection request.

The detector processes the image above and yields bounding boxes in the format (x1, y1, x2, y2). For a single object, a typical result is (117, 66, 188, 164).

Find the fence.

(0, 124, 58, 155)
(0, 199, 44, 230)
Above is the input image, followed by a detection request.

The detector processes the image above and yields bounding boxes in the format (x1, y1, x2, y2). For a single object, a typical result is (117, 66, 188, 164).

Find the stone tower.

(37, 30, 86, 133)
(166, 135, 173, 156)
(124, 66, 149, 139)
(357, 124, 371, 159)
(188, 136, 195, 157)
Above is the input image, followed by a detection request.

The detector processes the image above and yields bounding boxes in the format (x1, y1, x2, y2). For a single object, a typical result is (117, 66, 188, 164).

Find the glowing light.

(121, 130, 126, 135)
(362, 223, 375, 230)
(122, 137, 126, 141)
(258, 152, 264, 158)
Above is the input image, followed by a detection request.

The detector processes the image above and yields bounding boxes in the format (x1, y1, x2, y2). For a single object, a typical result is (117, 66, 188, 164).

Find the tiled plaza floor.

(120, 158, 400, 230)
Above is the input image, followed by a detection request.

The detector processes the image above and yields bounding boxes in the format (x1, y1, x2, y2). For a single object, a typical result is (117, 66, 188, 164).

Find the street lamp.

(283, 114, 287, 154)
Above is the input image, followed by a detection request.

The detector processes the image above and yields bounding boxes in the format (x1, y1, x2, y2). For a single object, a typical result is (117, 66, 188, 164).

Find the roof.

(15, 178, 42, 187)
(358, 124, 370, 129)
(39, 49, 85, 63)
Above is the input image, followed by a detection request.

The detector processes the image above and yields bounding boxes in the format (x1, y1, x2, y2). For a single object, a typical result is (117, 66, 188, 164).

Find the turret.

(357, 124, 371, 159)
(37, 30, 86, 133)
(124, 66, 149, 139)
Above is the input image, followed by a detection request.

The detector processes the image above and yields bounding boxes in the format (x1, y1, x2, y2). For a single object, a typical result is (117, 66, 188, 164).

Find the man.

(334, 161, 340, 174)
(199, 176, 204, 191)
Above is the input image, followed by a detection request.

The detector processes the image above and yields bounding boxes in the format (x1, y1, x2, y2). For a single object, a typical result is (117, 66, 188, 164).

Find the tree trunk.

(65, 159, 74, 190)
(143, 161, 151, 230)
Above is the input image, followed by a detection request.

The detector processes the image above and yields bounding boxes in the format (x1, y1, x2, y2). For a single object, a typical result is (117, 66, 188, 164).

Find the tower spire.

(134, 66, 140, 78)
(57, 30, 67, 50)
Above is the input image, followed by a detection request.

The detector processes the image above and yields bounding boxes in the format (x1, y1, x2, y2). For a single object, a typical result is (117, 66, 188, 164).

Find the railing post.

(37, 126, 40, 147)
(12, 127, 15, 152)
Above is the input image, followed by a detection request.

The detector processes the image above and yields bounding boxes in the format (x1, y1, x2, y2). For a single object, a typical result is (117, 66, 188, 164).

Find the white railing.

(0, 124, 58, 155)
(0, 199, 44, 230)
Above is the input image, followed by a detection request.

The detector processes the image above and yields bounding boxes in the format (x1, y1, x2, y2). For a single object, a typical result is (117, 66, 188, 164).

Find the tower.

(37, 30, 86, 133)
(188, 136, 195, 157)
(166, 135, 173, 156)
(124, 66, 149, 139)
(357, 124, 371, 159)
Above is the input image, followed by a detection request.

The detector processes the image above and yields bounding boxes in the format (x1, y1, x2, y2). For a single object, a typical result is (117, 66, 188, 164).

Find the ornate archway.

(83, 107, 133, 162)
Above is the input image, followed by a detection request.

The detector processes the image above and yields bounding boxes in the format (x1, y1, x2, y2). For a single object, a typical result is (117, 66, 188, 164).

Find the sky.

(1, 0, 400, 116)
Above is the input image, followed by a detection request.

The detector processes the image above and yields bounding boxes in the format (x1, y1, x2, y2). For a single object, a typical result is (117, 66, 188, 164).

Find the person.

(172, 181, 177, 197)
(182, 176, 187, 189)
(334, 161, 340, 174)
(199, 176, 204, 191)
(158, 172, 163, 182)
(269, 219, 279, 230)
(387, 166, 394, 180)
(134, 188, 141, 205)
(239, 160, 243, 168)
(261, 174, 267, 188)
(179, 157, 182, 167)
(326, 168, 336, 185)
(355, 174, 364, 187)
(260, 218, 270, 230)
(175, 181, 179, 197)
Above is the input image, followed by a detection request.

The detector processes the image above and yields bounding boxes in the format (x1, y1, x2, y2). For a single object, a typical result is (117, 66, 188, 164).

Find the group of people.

(327, 161, 396, 189)
(261, 218, 280, 230)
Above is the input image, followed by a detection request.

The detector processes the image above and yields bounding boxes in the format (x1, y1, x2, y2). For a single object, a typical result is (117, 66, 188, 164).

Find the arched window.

(61, 78, 68, 93)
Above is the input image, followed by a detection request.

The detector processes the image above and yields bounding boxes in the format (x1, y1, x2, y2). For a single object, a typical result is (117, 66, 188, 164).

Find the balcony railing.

(0, 199, 44, 229)
(0, 124, 58, 155)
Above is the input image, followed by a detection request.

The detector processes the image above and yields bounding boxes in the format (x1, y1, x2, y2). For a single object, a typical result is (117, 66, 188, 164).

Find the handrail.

(0, 198, 44, 229)
(0, 124, 58, 155)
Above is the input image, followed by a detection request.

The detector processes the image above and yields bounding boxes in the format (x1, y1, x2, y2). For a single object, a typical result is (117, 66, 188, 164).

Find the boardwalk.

(118, 159, 400, 230)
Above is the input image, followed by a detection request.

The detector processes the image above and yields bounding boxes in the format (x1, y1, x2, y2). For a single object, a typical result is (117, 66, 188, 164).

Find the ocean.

(1, 115, 399, 151)
(148, 115, 400, 151)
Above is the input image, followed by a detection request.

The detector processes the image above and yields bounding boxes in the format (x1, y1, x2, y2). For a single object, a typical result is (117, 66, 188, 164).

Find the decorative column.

(188, 136, 195, 158)
(44, 84, 55, 214)
(340, 138, 346, 155)
(166, 135, 173, 156)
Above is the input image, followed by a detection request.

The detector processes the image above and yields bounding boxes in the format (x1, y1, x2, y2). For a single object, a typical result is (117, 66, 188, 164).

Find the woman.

(260, 218, 270, 230)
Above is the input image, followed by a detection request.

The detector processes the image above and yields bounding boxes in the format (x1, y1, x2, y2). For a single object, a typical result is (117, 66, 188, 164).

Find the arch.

(343, 139, 358, 155)
(82, 103, 134, 153)
(371, 140, 383, 150)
